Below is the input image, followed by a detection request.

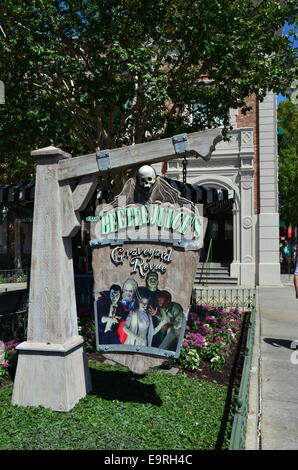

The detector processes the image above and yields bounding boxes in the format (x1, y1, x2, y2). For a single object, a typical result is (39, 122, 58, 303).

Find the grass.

(0, 362, 232, 451)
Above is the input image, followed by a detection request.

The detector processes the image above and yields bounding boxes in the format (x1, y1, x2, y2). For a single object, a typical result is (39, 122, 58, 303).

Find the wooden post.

(12, 147, 92, 412)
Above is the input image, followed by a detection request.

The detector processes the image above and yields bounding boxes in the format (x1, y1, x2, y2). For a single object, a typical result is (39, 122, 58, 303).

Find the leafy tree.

(278, 99, 298, 227)
(0, 0, 297, 183)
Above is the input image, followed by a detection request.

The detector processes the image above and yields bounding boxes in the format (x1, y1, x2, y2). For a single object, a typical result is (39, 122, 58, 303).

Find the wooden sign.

(90, 166, 206, 373)
(11, 129, 221, 412)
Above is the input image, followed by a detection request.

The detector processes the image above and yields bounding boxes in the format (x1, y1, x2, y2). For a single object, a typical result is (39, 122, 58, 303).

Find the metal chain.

(106, 170, 114, 201)
(182, 153, 188, 185)
(107, 170, 113, 187)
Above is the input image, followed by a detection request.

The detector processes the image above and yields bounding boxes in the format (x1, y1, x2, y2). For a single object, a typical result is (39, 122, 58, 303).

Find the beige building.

(154, 92, 280, 287)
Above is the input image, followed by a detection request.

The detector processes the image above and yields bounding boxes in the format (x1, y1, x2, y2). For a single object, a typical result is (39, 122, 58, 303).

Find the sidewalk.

(0, 282, 27, 293)
(246, 275, 298, 450)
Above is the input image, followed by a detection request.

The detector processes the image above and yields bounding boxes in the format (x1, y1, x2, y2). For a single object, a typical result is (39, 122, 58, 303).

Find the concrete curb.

(0, 282, 27, 292)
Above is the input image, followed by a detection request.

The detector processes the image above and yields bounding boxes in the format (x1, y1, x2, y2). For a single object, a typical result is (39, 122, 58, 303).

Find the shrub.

(0, 340, 20, 378)
(179, 347, 201, 370)
(0, 274, 27, 284)
(179, 305, 244, 372)
(79, 320, 96, 352)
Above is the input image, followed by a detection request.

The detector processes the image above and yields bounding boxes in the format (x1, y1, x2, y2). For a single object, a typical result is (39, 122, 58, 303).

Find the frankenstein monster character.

(144, 271, 161, 308)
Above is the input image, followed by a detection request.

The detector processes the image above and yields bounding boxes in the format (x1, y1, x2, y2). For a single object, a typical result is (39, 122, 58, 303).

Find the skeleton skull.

(137, 165, 156, 190)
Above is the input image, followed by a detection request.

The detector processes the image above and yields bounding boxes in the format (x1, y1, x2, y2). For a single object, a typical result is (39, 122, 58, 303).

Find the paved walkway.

(0, 282, 27, 293)
(246, 275, 298, 450)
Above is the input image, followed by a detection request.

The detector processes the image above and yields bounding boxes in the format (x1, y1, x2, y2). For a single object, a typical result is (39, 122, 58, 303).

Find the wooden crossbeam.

(57, 128, 222, 181)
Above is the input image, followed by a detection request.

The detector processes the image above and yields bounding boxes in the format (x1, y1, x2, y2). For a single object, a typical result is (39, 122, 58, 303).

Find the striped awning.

(0, 181, 35, 204)
(164, 177, 234, 205)
(0, 177, 234, 206)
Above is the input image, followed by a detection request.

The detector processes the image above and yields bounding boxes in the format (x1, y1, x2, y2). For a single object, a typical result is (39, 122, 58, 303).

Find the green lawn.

(0, 362, 232, 450)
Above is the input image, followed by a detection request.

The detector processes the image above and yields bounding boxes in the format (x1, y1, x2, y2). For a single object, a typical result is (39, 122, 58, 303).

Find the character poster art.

(90, 166, 205, 372)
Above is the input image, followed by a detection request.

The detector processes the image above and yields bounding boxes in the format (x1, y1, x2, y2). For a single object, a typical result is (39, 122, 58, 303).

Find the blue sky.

(277, 21, 297, 105)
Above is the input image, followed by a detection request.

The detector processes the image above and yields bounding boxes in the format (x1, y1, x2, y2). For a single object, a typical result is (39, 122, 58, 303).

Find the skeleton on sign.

(137, 165, 157, 191)
(106, 164, 192, 207)
(135, 165, 157, 203)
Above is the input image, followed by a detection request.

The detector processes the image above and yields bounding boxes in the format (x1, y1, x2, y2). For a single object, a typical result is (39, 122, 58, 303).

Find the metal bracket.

(97, 344, 178, 358)
(172, 133, 189, 155)
(96, 150, 111, 172)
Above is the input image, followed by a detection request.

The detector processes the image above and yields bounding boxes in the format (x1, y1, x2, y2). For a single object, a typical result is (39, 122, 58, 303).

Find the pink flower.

(1, 362, 9, 368)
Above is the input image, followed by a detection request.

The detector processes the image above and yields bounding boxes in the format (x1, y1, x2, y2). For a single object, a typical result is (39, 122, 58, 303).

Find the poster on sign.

(90, 165, 206, 373)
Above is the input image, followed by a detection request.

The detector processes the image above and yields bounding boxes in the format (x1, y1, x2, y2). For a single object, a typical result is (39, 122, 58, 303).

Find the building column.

(230, 205, 241, 279)
(239, 171, 255, 286)
(257, 93, 281, 285)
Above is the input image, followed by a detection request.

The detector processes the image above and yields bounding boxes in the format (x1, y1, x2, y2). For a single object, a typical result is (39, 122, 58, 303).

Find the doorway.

(201, 200, 234, 263)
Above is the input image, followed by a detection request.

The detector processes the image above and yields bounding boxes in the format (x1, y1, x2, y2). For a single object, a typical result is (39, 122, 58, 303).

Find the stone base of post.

(230, 261, 240, 280)
(12, 336, 92, 412)
(240, 263, 256, 287)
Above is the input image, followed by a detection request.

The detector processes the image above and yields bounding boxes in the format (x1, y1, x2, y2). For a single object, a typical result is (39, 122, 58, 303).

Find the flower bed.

(179, 305, 244, 372)
(79, 304, 244, 374)
(0, 274, 27, 284)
